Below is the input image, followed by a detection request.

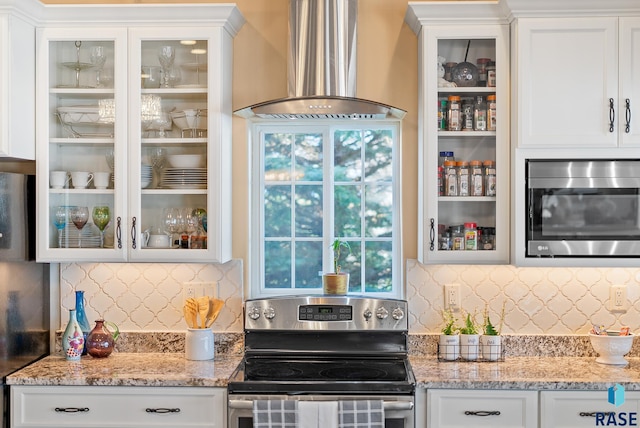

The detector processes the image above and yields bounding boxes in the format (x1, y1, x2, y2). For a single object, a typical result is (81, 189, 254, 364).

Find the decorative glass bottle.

(62, 309, 84, 361)
(86, 319, 119, 358)
(75, 290, 91, 355)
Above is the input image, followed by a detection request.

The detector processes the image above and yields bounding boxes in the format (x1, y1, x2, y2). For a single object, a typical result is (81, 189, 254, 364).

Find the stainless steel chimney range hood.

(234, 0, 405, 120)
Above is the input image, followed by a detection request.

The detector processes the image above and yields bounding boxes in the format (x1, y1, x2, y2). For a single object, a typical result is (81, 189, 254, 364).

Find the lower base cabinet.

(540, 390, 640, 427)
(10, 385, 226, 428)
(427, 389, 538, 427)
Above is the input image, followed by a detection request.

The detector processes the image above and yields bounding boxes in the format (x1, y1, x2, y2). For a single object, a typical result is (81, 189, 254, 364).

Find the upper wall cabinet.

(508, 0, 640, 149)
(406, 2, 510, 265)
(0, 0, 42, 160)
(35, 4, 244, 263)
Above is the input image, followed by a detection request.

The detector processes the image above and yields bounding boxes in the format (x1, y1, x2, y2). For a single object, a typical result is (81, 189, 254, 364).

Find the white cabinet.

(406, 3, 510, 265)
(35, 4, 243, 263)
(0, 0, 41, 160)
(427, 389, 538, 428)
(10, 385, 226, 428)
(540, 390, 640, 427)
(510, 3, 640, 148)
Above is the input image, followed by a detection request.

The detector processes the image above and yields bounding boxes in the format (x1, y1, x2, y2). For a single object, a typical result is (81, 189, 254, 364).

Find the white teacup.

(142, 230, 171, 248)
(50, 171, 70, 189)
(70, 171, 94, 189)
(93, 172, 111, 189)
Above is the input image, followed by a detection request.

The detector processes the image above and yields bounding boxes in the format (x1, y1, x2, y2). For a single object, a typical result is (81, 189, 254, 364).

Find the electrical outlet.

(609, 284, 628, 312)
(444, 283, 461, 310)
(183, 282, 217, 302)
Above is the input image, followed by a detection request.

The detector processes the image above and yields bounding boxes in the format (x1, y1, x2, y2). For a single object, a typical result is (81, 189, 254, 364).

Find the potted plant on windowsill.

(480, 302, 505, 361)
(459, 310, 480, 361)
(322, 239, 351, 295)
(439, 308, 460, 361)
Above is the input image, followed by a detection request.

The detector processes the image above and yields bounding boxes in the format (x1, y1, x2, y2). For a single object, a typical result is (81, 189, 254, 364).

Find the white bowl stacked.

(141, 163, 152, 188)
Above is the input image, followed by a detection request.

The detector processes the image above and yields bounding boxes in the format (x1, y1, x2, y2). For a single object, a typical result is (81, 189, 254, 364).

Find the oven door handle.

(228, 399, 414, 411)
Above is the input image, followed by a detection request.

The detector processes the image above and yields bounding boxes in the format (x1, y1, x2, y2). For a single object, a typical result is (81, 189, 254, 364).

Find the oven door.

(228, 395, 414, 428)
(526, 160, 640, 257)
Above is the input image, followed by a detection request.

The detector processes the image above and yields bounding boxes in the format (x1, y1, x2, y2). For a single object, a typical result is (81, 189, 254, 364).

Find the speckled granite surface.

(6, 353, 241, 387)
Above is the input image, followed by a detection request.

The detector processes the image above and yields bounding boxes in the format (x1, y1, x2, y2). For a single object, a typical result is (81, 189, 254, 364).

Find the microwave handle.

(228, 400, 413, 411)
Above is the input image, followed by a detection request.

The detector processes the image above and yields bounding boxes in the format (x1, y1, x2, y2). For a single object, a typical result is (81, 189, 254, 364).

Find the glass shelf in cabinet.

(437, 130, 496, 137)
(437, 87, 496, 94)
(438, 196, 496, 202)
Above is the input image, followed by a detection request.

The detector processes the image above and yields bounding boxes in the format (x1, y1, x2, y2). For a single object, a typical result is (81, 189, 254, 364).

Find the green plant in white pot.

(439, 308, 460, 361)
(322, 239, 351, 295)
(459, 310, 480, 361)
(480, 302, 505, 361)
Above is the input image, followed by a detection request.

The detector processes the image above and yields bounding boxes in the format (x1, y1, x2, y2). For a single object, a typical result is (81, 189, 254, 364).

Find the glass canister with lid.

(483, 160, 496, 196)
(443, 160, 458, 196)
(470, 160, 484, 196)
(447, 95, 462, 131)
(457, 161, 470, 196)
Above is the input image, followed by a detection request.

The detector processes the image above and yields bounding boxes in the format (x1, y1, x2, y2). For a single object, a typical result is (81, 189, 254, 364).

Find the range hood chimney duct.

(235, 0, 405, 120)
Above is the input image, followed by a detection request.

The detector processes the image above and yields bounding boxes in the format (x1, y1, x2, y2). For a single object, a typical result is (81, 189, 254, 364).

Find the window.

(249, 121, 402, 298)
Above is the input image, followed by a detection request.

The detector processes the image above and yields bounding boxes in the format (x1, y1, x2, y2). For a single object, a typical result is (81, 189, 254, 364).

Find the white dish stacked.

(164, 168, 207, 189)
(141, 163, 152, 188)
(59, 224, 102, 248)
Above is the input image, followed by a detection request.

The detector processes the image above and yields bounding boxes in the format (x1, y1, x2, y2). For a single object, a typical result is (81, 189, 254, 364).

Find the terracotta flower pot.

(322, 273, 349, 295)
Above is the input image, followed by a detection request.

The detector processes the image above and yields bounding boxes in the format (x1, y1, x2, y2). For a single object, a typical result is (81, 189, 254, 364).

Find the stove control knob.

(247, 306, 261, 320)
(376, 307, 389, 319)
(363, 309, 372, 320)
(264, 306, 276, 320)
(392, 307, 405, 320)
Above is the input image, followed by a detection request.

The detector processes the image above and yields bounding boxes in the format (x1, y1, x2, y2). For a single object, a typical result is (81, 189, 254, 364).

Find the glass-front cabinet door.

(36, 16, 236, 263)
(36, 28, 128, 262)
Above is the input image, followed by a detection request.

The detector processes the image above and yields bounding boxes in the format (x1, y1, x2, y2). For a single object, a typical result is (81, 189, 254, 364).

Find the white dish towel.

(338, 400, 385, 428)
(299, 401, 339, 428)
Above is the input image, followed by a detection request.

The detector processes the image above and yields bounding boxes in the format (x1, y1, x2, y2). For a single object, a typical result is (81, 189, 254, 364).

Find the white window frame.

(247, 119, 403, 299)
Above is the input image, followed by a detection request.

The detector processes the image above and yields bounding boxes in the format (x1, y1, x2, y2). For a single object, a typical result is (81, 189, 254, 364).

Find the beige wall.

(42, 0, 423, 269)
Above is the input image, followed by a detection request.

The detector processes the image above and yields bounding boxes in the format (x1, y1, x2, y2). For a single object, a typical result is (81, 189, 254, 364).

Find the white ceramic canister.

(438, 334, 460, 361)
(460, 334, 479, 361)
(185, 328, 214, 361)
(480, 335, 502, 361)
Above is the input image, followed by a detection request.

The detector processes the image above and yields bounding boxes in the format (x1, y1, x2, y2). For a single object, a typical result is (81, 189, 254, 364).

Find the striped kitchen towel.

(338, 400, 385, 428)
(253, 400, 298, 428)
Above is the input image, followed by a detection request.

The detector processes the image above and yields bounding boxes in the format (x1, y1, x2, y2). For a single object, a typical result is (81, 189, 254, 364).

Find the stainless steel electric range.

(227, 295, 415, 428)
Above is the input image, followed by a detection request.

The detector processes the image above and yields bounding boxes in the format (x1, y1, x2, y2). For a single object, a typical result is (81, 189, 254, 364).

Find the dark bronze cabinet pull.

(116, 216, 122, 249)
(464, 410, 501, 417)
(609, 98, 615, 132)
(580, 411, 615, 418)
(145, 408, 181, 414)
(55, 407, 89, 413)
(131, 216, 137, 249)
(625, 98, 631, 133)
(429, 218, 435, 251)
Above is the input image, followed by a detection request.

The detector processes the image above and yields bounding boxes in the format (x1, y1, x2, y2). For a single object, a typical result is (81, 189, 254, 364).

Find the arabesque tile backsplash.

(59, 258, 640, 335)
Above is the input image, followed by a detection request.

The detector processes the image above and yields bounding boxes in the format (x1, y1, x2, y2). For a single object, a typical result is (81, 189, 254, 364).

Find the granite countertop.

(6, 353, 242, 387)
(8, 352, 640, 390)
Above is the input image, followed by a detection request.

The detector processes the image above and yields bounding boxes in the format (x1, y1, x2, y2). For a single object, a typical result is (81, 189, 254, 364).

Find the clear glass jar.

(481, 226, 495, 250)
(464, 222, 478, 251)
(437, 165, 444, 196)
(443, 160, 458, 196)
(470, 160, 484, 196)
(487, 94, 496, 131)
(487, 61, 496, 87)
(476, 58, 491, 87)
(439, 151, 454, 166)
(457, 161, 470, 196)
(451, 225, 465, 251)
(461, 98, 474, 131)
(473, 95, 487, 131)
(483, 160, 496, 197)
(447, 95, 461, 131)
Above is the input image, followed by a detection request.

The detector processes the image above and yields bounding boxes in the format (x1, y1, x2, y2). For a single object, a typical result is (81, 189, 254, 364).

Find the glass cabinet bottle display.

(36, 7, 241, 263)
(407, 3, 509, 264)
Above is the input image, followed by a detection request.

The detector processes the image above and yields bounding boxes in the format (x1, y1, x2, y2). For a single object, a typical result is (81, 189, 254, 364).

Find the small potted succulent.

(459, 310, 480, 361)
(439, 308, 460, 361)
(480, 302, 505, 361)
(322, 239, 351, 295)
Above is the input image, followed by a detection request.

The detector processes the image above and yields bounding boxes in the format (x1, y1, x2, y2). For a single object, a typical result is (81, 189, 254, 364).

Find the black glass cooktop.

(227, 356, 415, 395)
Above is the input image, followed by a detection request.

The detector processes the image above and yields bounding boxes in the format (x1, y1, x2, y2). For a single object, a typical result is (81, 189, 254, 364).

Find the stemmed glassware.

(163, 207, 180, 246)
(90, 45, 107, 88)
(150, 147, 167, 188)
(158, 46, 176, 88)
(92, 206, 111, 248)
(53, 206, 68, 248)
(69, 206, 89, 248)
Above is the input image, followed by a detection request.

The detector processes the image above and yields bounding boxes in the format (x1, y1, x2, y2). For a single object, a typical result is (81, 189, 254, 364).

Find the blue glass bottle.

(75, 290, 91, 355)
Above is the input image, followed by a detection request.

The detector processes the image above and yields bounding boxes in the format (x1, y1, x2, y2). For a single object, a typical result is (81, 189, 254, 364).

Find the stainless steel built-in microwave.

(526, 159, 640, 258)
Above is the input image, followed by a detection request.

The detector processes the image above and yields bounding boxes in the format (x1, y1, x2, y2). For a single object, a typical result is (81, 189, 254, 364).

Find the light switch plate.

(183, 281, 217, 303)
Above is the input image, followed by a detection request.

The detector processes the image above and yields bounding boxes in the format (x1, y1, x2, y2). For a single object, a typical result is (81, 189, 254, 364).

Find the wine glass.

(53, 206, 68, 248)
(90, 45, 107, 88)
(92, 206, 111, 248)
(150, 147, 167, 188)
(158, 46, 176, 88)
(166, 65, 182, 87)
(69, 206, 89, 248)
(163, 207, 180, 245)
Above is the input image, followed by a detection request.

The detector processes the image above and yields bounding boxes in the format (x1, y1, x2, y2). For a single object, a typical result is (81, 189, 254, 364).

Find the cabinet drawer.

(541, 390, 640, 427)
(11, 385, 224, 427)
(427, 389, 538, 428)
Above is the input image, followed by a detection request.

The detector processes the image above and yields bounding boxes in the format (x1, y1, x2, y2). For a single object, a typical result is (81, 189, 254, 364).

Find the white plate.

(181, 62, 208, 71)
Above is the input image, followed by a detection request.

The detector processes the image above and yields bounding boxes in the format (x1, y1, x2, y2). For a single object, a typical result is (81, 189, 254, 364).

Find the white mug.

(50, 171, 70, 189)
(70, 171, 94, 189)
(93, 172, 111, 189)
(185, 328, 214, 360)
(142, 230, 171, 248)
